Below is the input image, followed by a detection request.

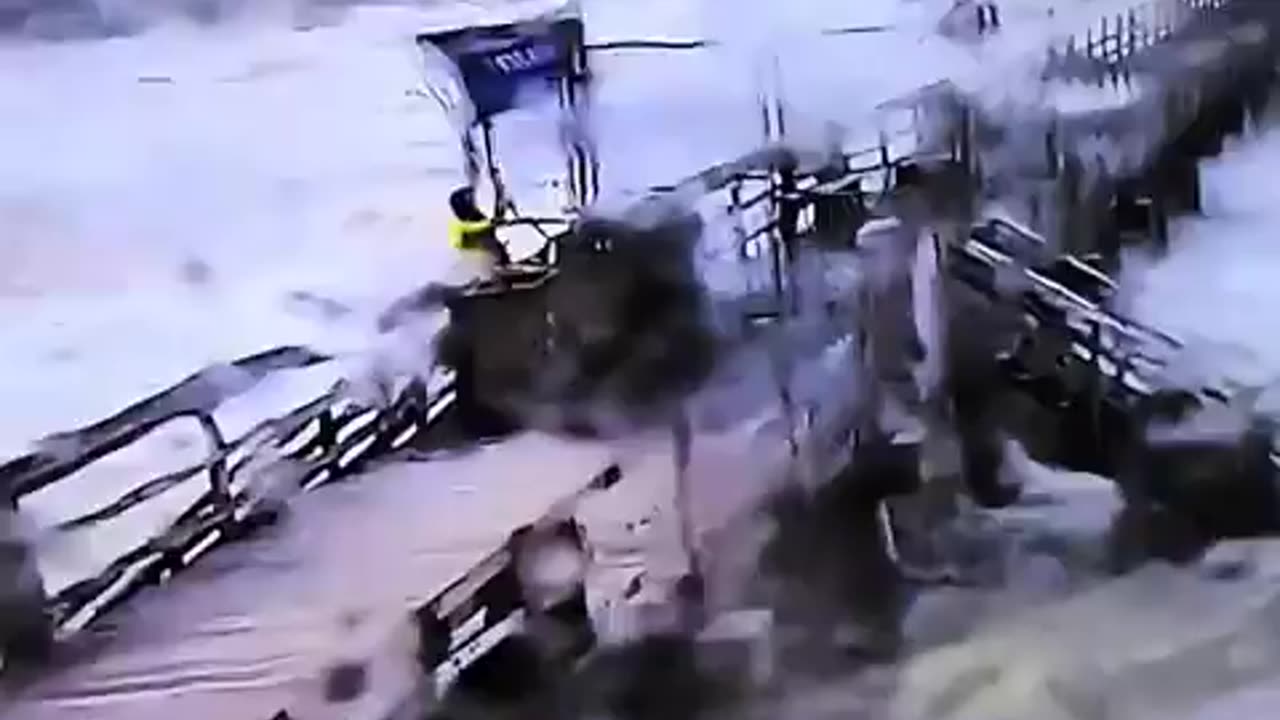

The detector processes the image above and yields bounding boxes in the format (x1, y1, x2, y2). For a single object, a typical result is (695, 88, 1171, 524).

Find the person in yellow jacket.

(448, 186, 510, 283)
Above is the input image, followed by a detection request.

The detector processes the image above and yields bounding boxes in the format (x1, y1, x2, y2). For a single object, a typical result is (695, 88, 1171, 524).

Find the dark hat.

(449, 186, 484, 221)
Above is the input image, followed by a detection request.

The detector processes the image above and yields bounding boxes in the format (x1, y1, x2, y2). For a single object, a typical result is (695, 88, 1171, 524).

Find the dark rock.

(322, 661, 367, 703)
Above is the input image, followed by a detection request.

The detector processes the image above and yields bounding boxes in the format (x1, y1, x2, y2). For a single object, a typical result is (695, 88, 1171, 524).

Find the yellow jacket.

(448, 218, 494, 251)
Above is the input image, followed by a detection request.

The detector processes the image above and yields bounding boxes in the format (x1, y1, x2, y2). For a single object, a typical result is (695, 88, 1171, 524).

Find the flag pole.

(478, 117, 515, 219)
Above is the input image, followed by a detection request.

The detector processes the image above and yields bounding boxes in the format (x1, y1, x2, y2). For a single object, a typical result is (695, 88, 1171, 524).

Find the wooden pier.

(3, 2, 1279, 718)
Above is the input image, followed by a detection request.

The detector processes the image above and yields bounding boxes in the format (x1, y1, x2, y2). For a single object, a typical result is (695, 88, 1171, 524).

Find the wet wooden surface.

(0, 331, 870, 720)
(0, 434, 620, 720)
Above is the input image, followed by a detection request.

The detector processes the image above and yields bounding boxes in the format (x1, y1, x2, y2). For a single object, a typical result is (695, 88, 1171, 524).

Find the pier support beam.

(1112, 180, 1168, 251)
(1154, 150, 1202, 216)
(0, 505, 52, 670)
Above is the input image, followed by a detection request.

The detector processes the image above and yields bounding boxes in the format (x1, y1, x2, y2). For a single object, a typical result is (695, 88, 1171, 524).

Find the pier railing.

(1047, 0, 1236, 84)
(0, 347, 457, 636)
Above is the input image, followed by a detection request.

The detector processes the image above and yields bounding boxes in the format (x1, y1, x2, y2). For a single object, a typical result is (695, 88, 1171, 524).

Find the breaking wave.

(0, 0, 433, 40)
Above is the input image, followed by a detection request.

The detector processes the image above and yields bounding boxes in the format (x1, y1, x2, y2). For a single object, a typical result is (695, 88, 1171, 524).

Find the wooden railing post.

(301, 409, 340, 483)
(194, 412, 231, 513)
(407, 378, 430, 436)
(1127, 9, 1136, 57)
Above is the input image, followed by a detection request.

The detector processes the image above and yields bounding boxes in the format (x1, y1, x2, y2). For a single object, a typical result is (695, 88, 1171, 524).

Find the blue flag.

(418, 8, 583, 122)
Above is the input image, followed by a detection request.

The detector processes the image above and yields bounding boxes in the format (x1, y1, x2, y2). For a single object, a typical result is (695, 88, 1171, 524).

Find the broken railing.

(0, 345, 457, 636)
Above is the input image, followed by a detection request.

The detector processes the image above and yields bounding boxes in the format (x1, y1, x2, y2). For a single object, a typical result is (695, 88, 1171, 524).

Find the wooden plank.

(0, 434, 617, 720)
